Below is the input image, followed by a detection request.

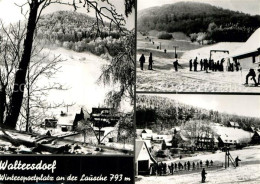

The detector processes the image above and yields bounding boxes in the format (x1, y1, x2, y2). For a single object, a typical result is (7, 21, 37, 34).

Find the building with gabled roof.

(251, 131, 260, 144)
(227, 122, 240, 129)
(214, 124, 252, 147)
(135, 140, 157, 175)
(229, 28, 260, 69)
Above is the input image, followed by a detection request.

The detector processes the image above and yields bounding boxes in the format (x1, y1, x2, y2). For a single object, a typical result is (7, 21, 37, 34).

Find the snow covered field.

(136, 42, 260, 92)
(40, 47, 111, 114)
(136, 145, 260, 184)
(40, 47, 132, 115)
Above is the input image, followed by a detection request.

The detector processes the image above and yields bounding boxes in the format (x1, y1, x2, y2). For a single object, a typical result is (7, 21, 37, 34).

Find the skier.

(148, 52, 153, 70)
(201, 168, 207, 183)
(192, 162, 195, 170)
(194, 59, 198, 71)
(200, 160, 203, 168)
(200, 59, 203, 71)
(220, 58, 225, 71)
(209, 59, 212, 70)
(175, 163, 178, 171)
(189, 59, 193, 71)
(139, 54, 145, 70)
(187, 161, 191, 171)
(158, 162, 162, 176)
(178, 162, 182, 170)
(173, 59, 182, 72)
(204, 59, 208, 73)
(216, 61, 220, 71)
(245, 69, 258, 86)
(206, 160, 209, 167)
(235, 156, 241, 167)
(163, 163, 167, 174)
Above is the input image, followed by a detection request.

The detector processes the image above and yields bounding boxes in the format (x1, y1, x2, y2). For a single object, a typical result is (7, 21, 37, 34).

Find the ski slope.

(136, 145, 260, 184)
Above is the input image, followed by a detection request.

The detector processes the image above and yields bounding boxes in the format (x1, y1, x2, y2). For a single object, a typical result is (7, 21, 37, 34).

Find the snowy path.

(136, 146, 260, 184)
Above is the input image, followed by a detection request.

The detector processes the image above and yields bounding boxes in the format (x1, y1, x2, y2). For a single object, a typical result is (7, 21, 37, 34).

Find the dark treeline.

(138, 2, 260, 42)
(136, 95, 260, 132)
(36, 11, 124, 56)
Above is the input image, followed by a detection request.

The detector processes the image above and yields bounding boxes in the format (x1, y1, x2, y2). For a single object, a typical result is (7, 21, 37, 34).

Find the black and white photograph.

(136, 0, 260, 92)
(135, 93, 260, 183)
(0, 0, 135, 155)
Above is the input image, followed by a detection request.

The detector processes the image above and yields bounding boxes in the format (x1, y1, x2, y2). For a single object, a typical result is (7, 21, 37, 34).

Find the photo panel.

(135, 93, 260, 183)
(136, 0, 260, 93)
(0, 0, 135, 183)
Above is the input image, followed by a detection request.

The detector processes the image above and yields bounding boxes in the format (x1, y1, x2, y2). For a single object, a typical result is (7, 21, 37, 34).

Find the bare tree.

(0, 21, 25, 126)
(77, 117, 119, 145)
(19, 46, 67, 132)
(181, 120, 216, 148)
(99, 30, 135, 109)
(76, 108, 134, 146)
(0, 21, 68, 132)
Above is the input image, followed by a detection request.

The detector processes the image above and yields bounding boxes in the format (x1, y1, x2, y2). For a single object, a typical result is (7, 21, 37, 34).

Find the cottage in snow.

(135, 140, 157, 175)
(229, 28, 260, 69)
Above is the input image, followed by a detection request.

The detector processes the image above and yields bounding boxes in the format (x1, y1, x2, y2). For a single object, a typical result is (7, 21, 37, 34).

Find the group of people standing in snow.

(149, 160, 214, 176)
(189, 57, 225, 73)
(139, 52, 260, 86)
(139, 53, 228, 73)
(139, 53, 153, 70)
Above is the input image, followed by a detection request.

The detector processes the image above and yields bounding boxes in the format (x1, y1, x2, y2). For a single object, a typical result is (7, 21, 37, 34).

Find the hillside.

(36, 11, 123, 56)
(137, 1, 260, 42)
(136, 95, 260, 132)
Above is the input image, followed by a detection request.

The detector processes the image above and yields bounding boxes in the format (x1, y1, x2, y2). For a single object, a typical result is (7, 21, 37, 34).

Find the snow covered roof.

(214, 125, 252, 144)
(141, 133, 157, 139)
(229, 122, 240, 127)
(171, 127, 181, 132)
(56, 107, 83, 126)
(142, 129, 153, 134)
(136, 129, 143, 136)
(179, 131, 190, 141)
(229, 28, 260, 58)
(57, 114, 74, 126)
(153, 134, 170, 140)
(135, 140, 146, 159)
(255, 131, 260, 136)
(135, 140, 157, 163)
(143, 140, 152, 148)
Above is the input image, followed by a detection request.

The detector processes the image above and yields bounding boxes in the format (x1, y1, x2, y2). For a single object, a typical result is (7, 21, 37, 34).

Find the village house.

(56, 108, 84, 132)
(135, 140, 157, 175)
(214, 125, 252, 147)
(41, 108, 84, 133)
(251, 131, 260, 144)
(139, 129, 154, 139)
(227, 122, 240, 129)
(229, 27, 260, 69)
(89, 107, 120, 127)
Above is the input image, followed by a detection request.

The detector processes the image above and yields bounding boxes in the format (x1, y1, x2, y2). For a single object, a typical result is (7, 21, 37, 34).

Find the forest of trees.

(138, 2, 260, 42)
(36, 11, 125, 56)
(136, 95, 260, 133)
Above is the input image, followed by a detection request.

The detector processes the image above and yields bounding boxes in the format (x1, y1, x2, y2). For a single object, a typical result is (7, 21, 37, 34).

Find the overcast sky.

(0, 0, 135, 29)
(138, 0, 260, 16)
(142, 94, 260, 118)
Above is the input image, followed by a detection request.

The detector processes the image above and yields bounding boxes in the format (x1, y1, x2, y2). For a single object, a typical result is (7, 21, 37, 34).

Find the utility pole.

(173, 46, 178, 58)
